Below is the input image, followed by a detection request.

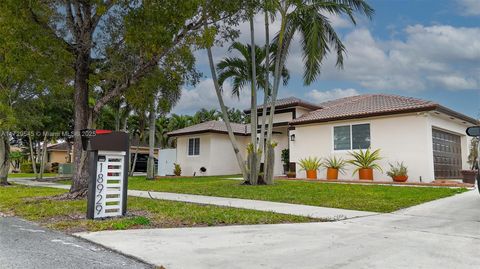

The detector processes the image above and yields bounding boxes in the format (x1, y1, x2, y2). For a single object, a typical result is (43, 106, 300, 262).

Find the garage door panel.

(432, 129, 462, 179)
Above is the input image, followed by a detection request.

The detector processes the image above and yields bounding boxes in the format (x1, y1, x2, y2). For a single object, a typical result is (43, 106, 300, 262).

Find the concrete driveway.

(77, 190, 480, 269)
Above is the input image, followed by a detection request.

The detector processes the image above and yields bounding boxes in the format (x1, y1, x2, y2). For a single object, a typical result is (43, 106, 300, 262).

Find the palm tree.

(217, 42, 289, 98)
(262, 0, 374, 183)
(217, 41, 289, 185)
(193, 108, 221, 124)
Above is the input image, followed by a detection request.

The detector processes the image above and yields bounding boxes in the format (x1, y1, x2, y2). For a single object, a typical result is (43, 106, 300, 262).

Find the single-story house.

(47, 141, 160, 172)
(167, 94, 477, 182)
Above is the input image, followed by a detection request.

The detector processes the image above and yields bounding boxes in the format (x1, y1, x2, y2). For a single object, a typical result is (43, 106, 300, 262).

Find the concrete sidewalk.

(76, 190, 480, 269)
(11, 178, 376, 220)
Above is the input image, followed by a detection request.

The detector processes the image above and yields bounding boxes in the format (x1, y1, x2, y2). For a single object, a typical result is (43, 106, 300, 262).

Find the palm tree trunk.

(146, 105, 156, 180)
(28, 133, 38, 179)
(39, 132, 48, 180)
(204, 21, 249, 182)
(0, 135, 10, 186)
(265, 7, 288, 183)
(249, 12, 259, 185)
(259, 2, 270, 184)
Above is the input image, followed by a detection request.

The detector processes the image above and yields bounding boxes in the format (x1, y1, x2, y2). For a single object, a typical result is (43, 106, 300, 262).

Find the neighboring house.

(168, 95, 477, 182)
(47, 142, 160, 172)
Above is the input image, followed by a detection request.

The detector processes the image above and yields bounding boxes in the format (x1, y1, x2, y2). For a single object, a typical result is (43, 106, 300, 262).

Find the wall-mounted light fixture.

(290, 134, 295, 141)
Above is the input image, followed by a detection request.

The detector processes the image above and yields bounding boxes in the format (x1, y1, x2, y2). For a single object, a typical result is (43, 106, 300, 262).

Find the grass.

(8, 173, 57, 178)
(0, 185, 315, 233)
(127, 176, 468, 213)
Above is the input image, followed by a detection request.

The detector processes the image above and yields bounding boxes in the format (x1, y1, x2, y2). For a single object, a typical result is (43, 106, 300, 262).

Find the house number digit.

(95, 163, 105, 216)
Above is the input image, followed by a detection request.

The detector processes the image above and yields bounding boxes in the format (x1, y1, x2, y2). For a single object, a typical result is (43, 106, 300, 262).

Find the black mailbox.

(82, 130, 129, 219)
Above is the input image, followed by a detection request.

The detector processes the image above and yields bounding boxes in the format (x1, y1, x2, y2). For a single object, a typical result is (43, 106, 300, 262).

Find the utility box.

(82, 130, 129, 219)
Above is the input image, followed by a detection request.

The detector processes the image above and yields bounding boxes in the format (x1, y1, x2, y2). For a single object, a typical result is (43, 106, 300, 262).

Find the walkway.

(76, 190, 480, 269)
(11, 178, 376, 220)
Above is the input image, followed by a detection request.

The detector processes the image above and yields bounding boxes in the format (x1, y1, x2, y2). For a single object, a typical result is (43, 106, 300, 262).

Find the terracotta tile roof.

(244, 96, 321, 113)
(47, 142, 69, 151)
(291, 94, 441, 125)
(167, 121, 250, 137)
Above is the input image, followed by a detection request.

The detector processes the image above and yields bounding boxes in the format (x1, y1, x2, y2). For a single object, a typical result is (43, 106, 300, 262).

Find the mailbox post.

(82, 130, 129, 219)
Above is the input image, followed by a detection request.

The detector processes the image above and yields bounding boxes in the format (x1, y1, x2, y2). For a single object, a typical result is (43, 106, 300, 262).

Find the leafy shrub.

(174, 163, 182, 176)
(386, 162, 408, 178)
(281, 149, 289, 166)
(20, 162, 40, 173)
(348, 148, 382, 174)
(298, 157, 322, 171)
(322, 156, 347, 174)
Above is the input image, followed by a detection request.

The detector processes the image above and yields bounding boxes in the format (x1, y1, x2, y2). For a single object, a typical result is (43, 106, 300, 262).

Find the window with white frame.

(188, 138, 200, 156)
(333, 124, 370, 150)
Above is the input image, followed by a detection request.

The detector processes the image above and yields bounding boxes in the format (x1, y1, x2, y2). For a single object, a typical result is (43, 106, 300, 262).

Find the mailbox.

(82, 130, 129, 219)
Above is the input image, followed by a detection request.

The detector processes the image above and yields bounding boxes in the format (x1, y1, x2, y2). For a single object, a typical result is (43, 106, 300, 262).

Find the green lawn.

(128, 176, 467, 213)
(0, 185, 315, 233)
(8, 173, 57, 178)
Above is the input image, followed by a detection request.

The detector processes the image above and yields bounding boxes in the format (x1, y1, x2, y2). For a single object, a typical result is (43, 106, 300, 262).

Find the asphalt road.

(0, 217, 152, 269)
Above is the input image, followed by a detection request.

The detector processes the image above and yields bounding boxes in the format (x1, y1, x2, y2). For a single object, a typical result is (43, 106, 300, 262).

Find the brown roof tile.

(167, 121, 250, 137)
(291, 94, 440, 125)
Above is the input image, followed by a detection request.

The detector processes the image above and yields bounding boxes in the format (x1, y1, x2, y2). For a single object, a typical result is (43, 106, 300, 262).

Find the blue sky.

(172, 0, 480, 118)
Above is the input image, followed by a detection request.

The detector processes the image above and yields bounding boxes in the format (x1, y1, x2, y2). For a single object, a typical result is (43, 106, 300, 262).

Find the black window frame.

(333, 123, 371, 151)
(188, 137, 200, 156)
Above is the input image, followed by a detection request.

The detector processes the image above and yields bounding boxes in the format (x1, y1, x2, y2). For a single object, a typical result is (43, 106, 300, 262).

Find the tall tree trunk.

(70, 52, 90, 195)
(115, 100, 121, 131)
(0, 135, 10, 186)
(249, 12, 259, 185)
(39, 132, 48, 180)
(204, 21, 249, 181)
(259, 3, 270, 184)
(265, 7, 288, 184)
(146, 106, 156, 180)
(130, 145, 140, 177)
(28, 133, 38, 178)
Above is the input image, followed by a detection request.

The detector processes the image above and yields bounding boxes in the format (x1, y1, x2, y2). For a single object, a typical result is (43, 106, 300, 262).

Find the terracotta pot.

(392, 175, 408, 182)
(306, 170, 317, 179)
(326, 168, 339, 180)
(461, 170, 477, 184)
(358, 168, 373, 180)
(286, 172, 296, 178)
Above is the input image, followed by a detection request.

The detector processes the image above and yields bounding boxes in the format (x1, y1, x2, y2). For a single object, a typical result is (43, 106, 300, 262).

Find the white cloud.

(306, 88, 359, 103)
(300, 25, 480, 91)
(428, 75, 478, 90)
(458, 0, 480, 16)
(171, 79, 250, 115)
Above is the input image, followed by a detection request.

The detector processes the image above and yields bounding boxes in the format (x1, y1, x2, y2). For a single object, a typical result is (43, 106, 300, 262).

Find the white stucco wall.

(258, 111, 293, 124)
(291, 113, 437, 182)
(208, 133, 249, 176)
(175, 133, 249, 176)
(176, 134, 212, 176)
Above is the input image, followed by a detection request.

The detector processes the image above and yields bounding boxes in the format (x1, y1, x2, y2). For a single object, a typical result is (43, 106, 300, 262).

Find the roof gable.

(167, 120, 250, 137)
(244, 96, 321, 114)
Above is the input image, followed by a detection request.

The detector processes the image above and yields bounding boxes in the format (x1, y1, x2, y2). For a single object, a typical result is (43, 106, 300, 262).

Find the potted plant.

(461, 138, 478, 184)
(286, 171, 296, 178)
(387, 162, 408, 182)
(322, 156, 347, 180)
(281, 149, 290, 174)
(348, 148, 382, 180)
(298, 157, 322, 179)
